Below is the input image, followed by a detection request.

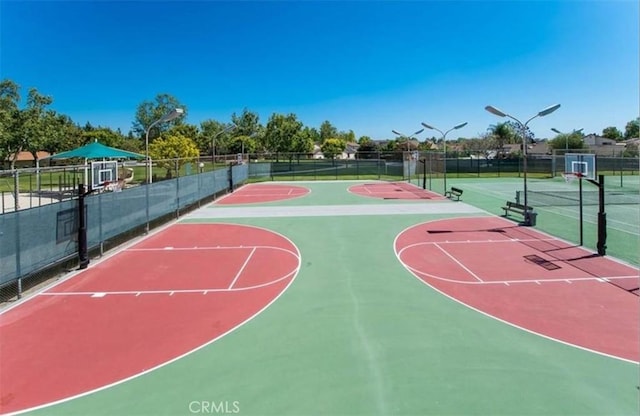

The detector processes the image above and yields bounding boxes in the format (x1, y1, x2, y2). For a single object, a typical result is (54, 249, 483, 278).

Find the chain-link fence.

(0, 162, 248, 301)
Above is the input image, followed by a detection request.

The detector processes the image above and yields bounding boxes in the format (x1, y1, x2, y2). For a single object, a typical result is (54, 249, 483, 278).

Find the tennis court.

(0, 180, 638, 416)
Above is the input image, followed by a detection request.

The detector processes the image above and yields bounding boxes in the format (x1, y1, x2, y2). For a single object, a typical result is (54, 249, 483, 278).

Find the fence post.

(78, 184, 89, 269)
(175, 160, 180, 218)
(13, 170, 19, 210)
(15, 207, 22, 298)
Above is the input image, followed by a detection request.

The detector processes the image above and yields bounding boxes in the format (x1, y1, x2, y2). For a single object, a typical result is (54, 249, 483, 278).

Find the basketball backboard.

(91, 161, 118, 189)
(564, 153, 596, 180)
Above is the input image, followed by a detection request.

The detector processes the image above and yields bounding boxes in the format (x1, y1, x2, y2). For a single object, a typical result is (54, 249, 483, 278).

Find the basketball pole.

(579, 175, 583, 246)
(77, 184, 98, 269)
(586, 174, 607, 256)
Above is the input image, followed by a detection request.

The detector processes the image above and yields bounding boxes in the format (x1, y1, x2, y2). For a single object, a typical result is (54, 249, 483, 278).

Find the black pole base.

(77, 184, 97, 269)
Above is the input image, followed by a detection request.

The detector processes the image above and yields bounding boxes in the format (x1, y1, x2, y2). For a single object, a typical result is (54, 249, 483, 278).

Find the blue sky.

(2, 0, 638, 140)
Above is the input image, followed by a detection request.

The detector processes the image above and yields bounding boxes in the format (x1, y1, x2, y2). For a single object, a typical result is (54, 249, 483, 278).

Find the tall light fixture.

(392, 128, 425, 151)
(145, 108, 184, 185)
(551, 127, 583, 152)
(211, 124, 236, 164)
(144, 108, 184, 233)
(485, 104, 561, 226)
(421, 121, 468, 194)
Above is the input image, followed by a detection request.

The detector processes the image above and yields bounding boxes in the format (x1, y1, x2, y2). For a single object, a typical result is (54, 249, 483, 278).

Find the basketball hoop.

(562, 172, 583, 183)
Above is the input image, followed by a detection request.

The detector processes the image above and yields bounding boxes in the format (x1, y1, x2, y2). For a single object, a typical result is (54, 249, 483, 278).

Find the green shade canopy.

(46, 141, 144, 160)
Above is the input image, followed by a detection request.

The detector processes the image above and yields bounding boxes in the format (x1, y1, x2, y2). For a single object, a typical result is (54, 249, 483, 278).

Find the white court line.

(234, 192, 300, 197)
(401, 238, 560, 250)
(229, 247, 257, 289)
(126, 244, 298, 258)
(40, 270, 298, 297)
(433, 243, 484, 282)
(405, 264, 638, 285)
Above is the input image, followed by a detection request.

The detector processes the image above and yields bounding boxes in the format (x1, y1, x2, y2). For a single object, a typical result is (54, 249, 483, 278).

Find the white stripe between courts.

(229, 247, 257, 289)
(433, 243, 484, 282)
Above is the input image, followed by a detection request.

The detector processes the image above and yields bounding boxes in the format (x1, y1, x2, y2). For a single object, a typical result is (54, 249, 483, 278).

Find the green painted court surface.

(25, 180, 639, 416)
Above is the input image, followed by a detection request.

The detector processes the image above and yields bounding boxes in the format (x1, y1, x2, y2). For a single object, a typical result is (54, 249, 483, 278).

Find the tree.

(290, 127, 315, 155)
(487, 122, 515, 155)
(548, 132, 587, 151)
(228, 135, 259, 155)
(463, 137, 495, 156)
(200, 119, 234, 155)
(505, 121, 534, 143)
(0, 79, 21, 165)
(2, 86, 56, 169)
(231, 108, 261, 137)
(33, 112, 85, 156)
(263, 113, 304, 154)
(356, 136, 379, 158)
(132, 94, 187, 141)
(301, 126, 320, 147)
(623, 142, 638, 157)
(337, 129, 356, 144)
(602, 126, 622, 141)
(321, 138, 345, 161)
(167, 123, 199, 142)
(392, 135, 419, 151)
(319, 120, 338, 142)
(148, 133, 199, 179)
(624, 118, 639, 139)
(81, 126, 128, 148)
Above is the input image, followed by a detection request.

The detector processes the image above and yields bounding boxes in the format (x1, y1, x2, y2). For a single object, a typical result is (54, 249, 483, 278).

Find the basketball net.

(562, 172, 583, 183)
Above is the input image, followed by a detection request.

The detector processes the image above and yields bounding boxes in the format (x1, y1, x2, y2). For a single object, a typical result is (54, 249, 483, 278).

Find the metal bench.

(502, 201, 537, 225)
(445, 186, 463, 201)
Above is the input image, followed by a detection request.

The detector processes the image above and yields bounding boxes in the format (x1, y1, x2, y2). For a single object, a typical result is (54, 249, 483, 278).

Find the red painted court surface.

(0, 224, 300, 415)
(349, 182, 447, 200)
(395, 216, 639, 363)
(215, 183, 309, 205)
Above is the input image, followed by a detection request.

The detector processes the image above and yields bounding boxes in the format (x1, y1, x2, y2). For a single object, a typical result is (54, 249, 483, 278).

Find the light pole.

(421, 121, 467, 194)
(145, 108, 184, 184)
(392, 128, 424, 152)
(551, 127, 583, 152)
(241, 132, 259, 163)
(212, 124, 236, 165)
(392, 128, 424, 183)
(144, 108, 184, 233)
(485, 104, 561, 226)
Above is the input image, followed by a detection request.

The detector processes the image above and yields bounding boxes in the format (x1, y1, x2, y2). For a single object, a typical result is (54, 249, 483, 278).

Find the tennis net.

(525, 189, 639, 206)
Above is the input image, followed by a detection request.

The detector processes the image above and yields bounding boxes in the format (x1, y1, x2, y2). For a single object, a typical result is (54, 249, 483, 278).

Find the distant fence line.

(2, 152, 638, 214)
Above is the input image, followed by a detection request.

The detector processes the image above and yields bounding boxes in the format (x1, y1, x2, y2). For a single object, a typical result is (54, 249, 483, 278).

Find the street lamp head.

(551, 128, 562, 134)
(392, 130, 402, 136)
(538, 104, 561, 117)
(159, 108, 184, 123)
(413, 128, 424, 136)
(485, 105, 507, 117)
(421, 122, 435, 130)
(574, 128, 584, 135)
(453, 122, 468, 130)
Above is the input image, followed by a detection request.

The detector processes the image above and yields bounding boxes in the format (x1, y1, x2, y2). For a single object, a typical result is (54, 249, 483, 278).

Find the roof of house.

(5, 151, 51, 162)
